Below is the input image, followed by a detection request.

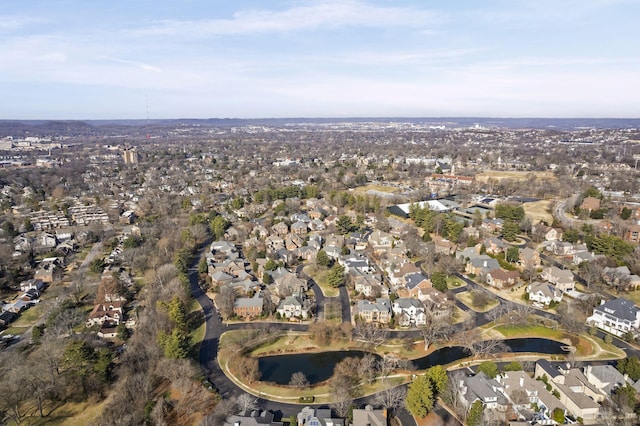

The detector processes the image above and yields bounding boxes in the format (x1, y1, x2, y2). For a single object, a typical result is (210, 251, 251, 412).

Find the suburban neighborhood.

(1, 119, 640, 425)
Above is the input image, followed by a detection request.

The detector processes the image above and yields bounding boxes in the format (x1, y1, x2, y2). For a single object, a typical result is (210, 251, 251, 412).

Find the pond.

(257, 338, 568, 385)
(259, 350, 381, 385)
(412, 338, 569, 370)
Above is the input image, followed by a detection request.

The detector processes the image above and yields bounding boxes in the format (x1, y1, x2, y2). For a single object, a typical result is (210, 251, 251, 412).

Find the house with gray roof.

(465, 255, 500, 277)
(497, 370, 564, 420)
(541, 266, 575, 292)
(587, 298, 640, 337)
(356, 298, 391, 325)
(223, 410, 282, 426)
(296, 406, 343, 426)
(351, 405, 386, 426)
(527, 281, 563, 306)
(233, 292, 264, 318)
(534, 360, 601, 422)
(392, 298, 426, 327)
(584, 364, 631, 397)
(458, 371, 509, 411)
(277, 295, 312, 320)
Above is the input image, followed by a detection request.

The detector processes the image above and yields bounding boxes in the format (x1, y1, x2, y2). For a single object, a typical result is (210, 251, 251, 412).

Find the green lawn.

(303, 265, 339, 297)
(1, 326, 30, 336)
(448, 276, 466, 289)
(493, 324, 565, 339)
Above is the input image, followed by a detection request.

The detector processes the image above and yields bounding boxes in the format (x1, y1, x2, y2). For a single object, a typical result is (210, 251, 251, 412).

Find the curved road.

(189, 238, 637, 424)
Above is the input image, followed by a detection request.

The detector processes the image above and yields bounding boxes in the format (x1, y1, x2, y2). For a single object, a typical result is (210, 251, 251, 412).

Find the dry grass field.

(475, 170, 557, 182)
(523, 199, 554, 224)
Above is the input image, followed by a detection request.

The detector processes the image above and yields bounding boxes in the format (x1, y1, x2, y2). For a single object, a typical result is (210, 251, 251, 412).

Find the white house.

(587, 298, 640, 337)
(527, 281, 563, 306)
(392, 298, 426, 327)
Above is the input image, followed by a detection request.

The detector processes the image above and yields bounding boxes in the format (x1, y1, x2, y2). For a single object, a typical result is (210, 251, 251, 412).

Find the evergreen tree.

(405, 376, 434, 418)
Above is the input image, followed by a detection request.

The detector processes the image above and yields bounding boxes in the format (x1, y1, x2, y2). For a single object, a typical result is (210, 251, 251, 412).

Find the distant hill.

(0, 117, 638, 137)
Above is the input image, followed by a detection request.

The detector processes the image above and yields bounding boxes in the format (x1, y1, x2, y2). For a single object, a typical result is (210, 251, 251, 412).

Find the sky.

(1, 0, 639, 119)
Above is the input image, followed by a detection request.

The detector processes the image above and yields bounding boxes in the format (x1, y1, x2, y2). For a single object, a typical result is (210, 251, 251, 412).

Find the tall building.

(122, 147, 138, 165)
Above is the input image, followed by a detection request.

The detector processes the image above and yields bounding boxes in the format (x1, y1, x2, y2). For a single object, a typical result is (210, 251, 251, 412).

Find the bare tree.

(289, 371, 309, 390)
(354, 322, 388, 347)
(357, 354, 379, 384)
(236, 393, 258, 414)
(419, 308, 454, 350)
(217, 286, 236, 320)
(331, 388, 353, 418)
(471, 339, 509, 358)
(374, 383, 407, 414)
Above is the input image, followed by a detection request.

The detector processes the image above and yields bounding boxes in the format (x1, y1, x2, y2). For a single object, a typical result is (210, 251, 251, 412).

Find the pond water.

(258, 338, 568, 385)
(258, 350, 381, 385)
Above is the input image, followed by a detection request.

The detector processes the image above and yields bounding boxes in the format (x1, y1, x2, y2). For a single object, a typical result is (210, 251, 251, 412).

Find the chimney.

(519, 374, 524, 388)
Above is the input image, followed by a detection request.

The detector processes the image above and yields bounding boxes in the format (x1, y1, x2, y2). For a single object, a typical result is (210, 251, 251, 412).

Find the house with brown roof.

(518, 247, 541, 270)
(433, 236, 457, 255)
(541, 266, 575, 292)
(486, 268, 519, 289)
(580, 196, 601, 213)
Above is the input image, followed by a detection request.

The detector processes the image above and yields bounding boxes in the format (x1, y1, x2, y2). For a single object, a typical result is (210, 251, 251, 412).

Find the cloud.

(99, 56, 163, 73)
(0, 15, 45, 32)
(130, 1, 439, 37)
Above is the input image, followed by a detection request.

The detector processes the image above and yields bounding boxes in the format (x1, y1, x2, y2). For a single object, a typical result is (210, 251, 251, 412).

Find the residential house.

(405, 273, 433, 300)
(433, 236, 457, 255)
(86, 301, 125, 327)
(354, 273, 387, 298)
(483, 237, 507, 255)
(458, 371, 510, 411)
(271, 221, 289, 237)
(497, 371, 565, 419)
(586, 298, 640, 337)
(541, 266, 575, 292)
(39, 231, 57, 248)
(465, 255, 500, 277)
(19, 279, 45, 294)
(270, 267, 308, 295)
(233, 292, 264, 318)
(486, 268, 519, 289)
(584, 364, 631, 397)
(224, 410, 283, 426)
(339, 254, 372, 274)
(392, 298, 426, 327)
(0, 310, 18, 327)
(368, 229, 394, 255)
(545, 240, 574, 256)
(284, 233, 305, 251)
(351, 405, 386, 426)
(34, 257, 63, 283)
(456, 244, 481, 261)
(603, 266, 640, 291)
(296, 406, 343, 426)
(356, 298, 392, 325)
(581, 196, 601, 213)
(308, 219, 326, 231)
(389, 262, 421, 287)
(277, 294, 312, 320)
(527, 281, 563, 306)
(572, 250, 605, 266)
(624, 224, 640, 243)
(518, 247, 541, 270)
(291, 220, 308, 236)
(533, 224, 561, 241)
(534, 360, 601, 422)
(481, 218, 504, 233)
(265, 234, 285, 252)
(210, 270, 234, 287)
